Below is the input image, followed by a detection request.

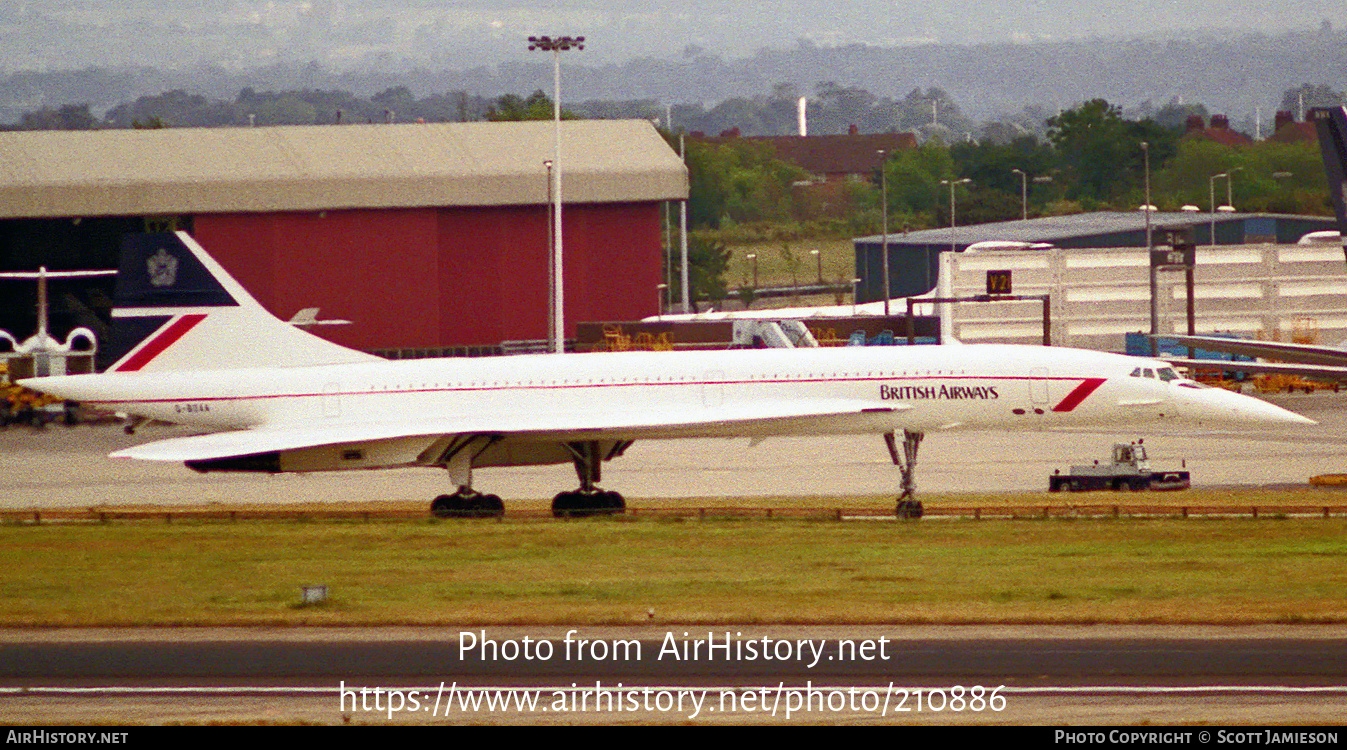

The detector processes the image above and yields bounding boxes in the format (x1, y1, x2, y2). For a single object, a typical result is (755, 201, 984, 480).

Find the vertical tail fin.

(102, 232, 378, 372)
(1311, 106, 1347, 241)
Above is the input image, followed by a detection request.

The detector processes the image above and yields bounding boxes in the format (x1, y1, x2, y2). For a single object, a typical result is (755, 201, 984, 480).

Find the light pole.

(1009, 170, 1051, 221)
(940, 178, 972, 254)
(746, 253, 758, 289)
(528, 34, 584, 354)
(679, 134, 689, 314)
(1011, 168, 1027, 221)
(543, 158, 554, 346)
(851, 277, 862, 316)
(810, 249, 822, 284)
(1226, 166, 1244, 211)
(656, 283, 668, 320)
(1141, 141, 1156, 354)
(878, 149, 890, 316)
(1140, 142, 1153, 250)
(1209, 172, 1228, 246)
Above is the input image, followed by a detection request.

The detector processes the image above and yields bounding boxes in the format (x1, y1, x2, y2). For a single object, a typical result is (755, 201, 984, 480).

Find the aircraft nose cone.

(1264, 405, 1317, 426)
(1194, 388, 1317, 427)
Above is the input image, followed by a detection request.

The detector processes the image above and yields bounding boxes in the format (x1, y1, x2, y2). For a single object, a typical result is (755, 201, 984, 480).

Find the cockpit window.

(1157, 367, 1178, 381)
(1142, 368, 1156, 379)
(1129, 367, 1142, 377)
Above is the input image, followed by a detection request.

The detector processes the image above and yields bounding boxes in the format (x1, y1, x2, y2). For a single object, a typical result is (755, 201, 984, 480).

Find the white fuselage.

(33, 343, 1303, 440)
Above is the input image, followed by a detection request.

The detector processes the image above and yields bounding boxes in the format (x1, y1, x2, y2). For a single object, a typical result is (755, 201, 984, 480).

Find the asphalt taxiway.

(2, 626, 1346, 724)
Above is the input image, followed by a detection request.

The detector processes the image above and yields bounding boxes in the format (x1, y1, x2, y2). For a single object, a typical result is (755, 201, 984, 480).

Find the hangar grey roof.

(0, 119, 687, 219)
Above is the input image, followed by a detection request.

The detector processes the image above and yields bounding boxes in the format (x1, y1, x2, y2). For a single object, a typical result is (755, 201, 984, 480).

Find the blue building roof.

(852, 211, 1339, 303)
(854, 211, 1334, 248)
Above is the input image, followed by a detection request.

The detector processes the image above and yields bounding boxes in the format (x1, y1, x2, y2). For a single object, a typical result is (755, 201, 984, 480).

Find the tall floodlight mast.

(528, 35, 585, 353)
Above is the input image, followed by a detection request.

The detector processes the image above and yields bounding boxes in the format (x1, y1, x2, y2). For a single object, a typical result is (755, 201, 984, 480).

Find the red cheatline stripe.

(1052, 377, 1106, 412)
(113, 314, 208, 372)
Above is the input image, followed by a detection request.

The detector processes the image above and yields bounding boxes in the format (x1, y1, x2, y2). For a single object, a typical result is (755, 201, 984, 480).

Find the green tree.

(20, 103, 97, 130)
(1047, 99, 1132, 201)
(670, 237, 732, 311)
(488, 90, 566, 121)
(948, 135, 1060, 221)
(684, 140, 807, 228)
(1153, 138, 1327, 214)
(882, 141, 955, 218)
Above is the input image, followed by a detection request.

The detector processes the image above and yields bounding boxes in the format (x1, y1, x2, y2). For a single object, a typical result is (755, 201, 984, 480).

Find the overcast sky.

(0, 1, 1343, 70)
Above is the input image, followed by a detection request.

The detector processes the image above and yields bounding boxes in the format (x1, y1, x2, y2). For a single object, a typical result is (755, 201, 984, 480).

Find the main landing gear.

(552, 440, 629, 518)
(424, 437, 632, 519)
(428, 435, 505, 519)
(431, 488, 505, 518)
(885, 430, 926, 520)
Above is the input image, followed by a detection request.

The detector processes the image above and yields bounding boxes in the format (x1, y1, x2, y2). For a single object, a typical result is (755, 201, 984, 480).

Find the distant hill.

(0, 26, 1342, 126)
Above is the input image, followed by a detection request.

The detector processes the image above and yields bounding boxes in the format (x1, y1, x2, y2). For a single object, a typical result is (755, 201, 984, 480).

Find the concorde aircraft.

(20, 232, 1313, 517)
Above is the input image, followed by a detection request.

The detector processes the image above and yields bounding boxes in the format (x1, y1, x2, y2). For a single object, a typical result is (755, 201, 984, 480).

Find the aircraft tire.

(431, 494, 459, 518)
(603, 491, 626, 512)
(552, 490, 623, 517)
(552, 491, 576, 518)
(895, 499, 924, 519)
(478, 494, 505, 518)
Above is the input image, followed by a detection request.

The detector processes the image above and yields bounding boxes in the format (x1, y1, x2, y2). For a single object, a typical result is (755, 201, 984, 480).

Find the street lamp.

(1141, 141, 1156, 354)
(851, 277, 862, 316)
(1209, 172, 1228, 246)
(878, 148, 890, 315)
(1011, 168, 1027, 221)
(543, 159, 553, 346)
(940, 178, 972, 254)
(746, 253, 758, 288)
(1225, 166, 1244, 211)
(810, 249, 822, 284)
(1140, 142, 1153, 249)
(1010, 169, 1052, 221)
(528, 34, 585, 354)
(656, 283, 668, 320)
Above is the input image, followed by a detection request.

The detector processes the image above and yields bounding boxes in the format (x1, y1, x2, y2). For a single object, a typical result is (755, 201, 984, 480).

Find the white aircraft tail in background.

(22, 231, 1314, 517)
(1313, 106, 1347, 244)
(1153, 107, 1347, 382)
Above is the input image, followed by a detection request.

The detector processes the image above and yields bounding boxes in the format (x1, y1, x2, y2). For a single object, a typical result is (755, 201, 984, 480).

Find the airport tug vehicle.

(1048, 440, 1190, 492)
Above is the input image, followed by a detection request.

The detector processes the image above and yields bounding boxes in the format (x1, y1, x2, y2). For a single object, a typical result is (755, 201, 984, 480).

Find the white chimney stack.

(798, 97, 807, 137)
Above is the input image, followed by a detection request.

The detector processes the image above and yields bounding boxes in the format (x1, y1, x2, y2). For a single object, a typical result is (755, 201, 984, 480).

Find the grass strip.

(0, 508, 1344, 626)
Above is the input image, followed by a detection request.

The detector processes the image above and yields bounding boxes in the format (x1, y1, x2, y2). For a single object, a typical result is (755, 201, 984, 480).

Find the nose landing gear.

(885, 430, 925, 519)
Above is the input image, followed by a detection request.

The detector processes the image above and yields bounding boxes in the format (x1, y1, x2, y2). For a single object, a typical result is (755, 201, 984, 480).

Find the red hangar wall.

(0, 119, 687, 358)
